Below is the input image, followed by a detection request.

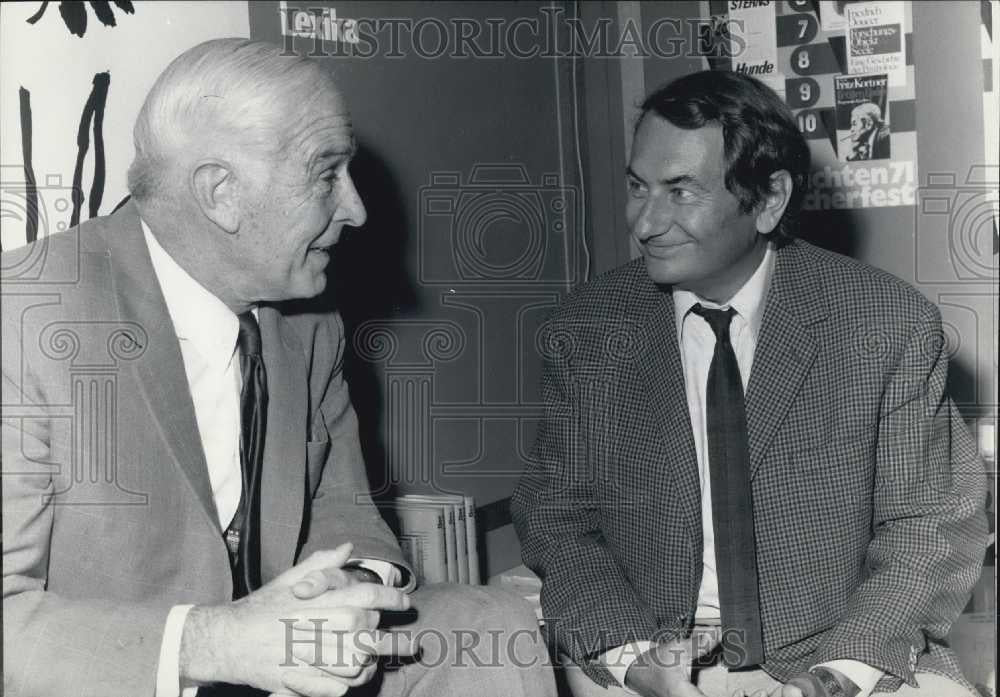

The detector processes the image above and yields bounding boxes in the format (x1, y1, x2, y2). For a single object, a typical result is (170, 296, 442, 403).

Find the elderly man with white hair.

(846, 102, 891, 161)
(1, 38, 555, 697)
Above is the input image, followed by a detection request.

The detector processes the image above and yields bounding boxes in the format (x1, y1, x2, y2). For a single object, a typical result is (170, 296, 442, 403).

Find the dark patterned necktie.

(225, 311, 267, 599)
(691, 304, 764, 668)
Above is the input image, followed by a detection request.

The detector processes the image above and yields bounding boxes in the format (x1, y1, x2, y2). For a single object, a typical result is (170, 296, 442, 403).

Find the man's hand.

(624, 629, 720, 697)
(292, 560, 383, 597)
(179, 543, 416, 695)
(778, 666, 862, 697)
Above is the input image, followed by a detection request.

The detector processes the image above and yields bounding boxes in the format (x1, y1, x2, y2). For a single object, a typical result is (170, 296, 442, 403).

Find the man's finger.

(292, 567, 352, 599)
(324, 582, 411, 611)
(355, 628, 419, 658)
(292, 634, 379, 680)
(291, 606, 378, 632)
(780, 685, 805, 697)
(674, 682, 709, 697)
(280, 668, 350, 697)
(283, 544, 354, 584)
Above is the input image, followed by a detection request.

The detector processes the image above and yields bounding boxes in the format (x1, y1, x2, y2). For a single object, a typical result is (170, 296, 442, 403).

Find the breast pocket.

(306, 411, 331, 492)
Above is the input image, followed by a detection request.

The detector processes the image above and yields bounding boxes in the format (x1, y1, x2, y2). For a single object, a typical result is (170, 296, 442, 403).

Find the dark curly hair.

(638, 70, 810, 241)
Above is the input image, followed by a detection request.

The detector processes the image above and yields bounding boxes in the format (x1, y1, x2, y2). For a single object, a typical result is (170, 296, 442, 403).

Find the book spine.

(453, 503, 469, 584)
(396, 505, 448, 584)
(443, 506, 457, 583)
(463, 495, 480, 585)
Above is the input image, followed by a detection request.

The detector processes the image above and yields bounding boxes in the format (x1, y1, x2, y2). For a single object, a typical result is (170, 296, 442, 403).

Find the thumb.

(781, 684, 806, 697)
(281, 543, 354, 589)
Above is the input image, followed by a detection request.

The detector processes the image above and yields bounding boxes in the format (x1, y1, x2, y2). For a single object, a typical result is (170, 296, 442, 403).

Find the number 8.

(797, 50, 811, 70)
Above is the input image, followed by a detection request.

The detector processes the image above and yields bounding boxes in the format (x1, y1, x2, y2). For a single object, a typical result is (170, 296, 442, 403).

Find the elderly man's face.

(850, 112, 873, 141)
(236, 83, 366, 301)
(625, 115, 764, 300)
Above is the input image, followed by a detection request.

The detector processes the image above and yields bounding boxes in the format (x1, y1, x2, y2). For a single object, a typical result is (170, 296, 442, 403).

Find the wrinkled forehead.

(281, 79, 356, 158)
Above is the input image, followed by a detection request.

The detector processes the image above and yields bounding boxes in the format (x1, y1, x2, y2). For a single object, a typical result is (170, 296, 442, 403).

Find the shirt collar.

(142, 219, 240, 365)
(672, 242, 775, 342)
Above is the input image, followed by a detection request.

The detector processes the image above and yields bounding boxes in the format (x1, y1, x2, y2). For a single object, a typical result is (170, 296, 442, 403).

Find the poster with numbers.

(704, 0, 918, 210)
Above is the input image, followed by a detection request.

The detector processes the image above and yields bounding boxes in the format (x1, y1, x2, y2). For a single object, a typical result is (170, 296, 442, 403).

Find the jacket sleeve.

(511, 325, 664, 688)
(295, 311, 413, 589)
(2, 329, 172, 697)
(812, 302, 989, 684)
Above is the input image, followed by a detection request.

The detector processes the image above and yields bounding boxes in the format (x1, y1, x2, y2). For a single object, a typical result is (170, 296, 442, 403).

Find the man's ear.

(755, 170, 793, 235)
(191, 160, 239, 233)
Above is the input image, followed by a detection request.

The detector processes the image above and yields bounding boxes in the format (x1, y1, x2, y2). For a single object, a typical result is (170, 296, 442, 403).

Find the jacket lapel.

(746, 241, 827, 479)
(257, 308, 307, 580)
(632, 270, 703, 563)
(104, 202, 220, 529)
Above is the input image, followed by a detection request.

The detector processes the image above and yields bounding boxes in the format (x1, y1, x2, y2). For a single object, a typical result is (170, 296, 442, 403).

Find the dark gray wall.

(251, 0, 586, 577)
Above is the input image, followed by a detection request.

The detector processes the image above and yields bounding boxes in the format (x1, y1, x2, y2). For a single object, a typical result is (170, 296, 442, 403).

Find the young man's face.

(625, 114, 767, 302)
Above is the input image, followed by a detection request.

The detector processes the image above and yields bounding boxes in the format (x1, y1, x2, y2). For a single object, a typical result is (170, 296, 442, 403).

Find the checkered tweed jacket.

(511, 239, 988, 691)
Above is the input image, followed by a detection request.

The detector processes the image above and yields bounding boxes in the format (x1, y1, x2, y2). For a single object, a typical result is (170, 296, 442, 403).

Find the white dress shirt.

(600, 244, 883, 695)
(140, 222, 396, 696)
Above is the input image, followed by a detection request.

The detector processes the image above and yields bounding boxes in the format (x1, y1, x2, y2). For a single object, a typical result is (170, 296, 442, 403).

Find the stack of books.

(389, 494, 480, 585)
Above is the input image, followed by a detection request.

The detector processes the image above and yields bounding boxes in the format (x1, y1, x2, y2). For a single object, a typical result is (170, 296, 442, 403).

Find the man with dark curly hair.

(513, 70, 987, 697)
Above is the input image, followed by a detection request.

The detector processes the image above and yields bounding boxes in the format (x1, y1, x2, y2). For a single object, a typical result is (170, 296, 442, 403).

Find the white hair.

(851, 101, 883, 126)
(128, 38, 333, 202)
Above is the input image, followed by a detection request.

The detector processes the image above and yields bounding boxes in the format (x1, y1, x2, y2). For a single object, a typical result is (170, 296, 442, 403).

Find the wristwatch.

(341, 563, 383, 585)
(786, 667, 861, 697)
(811, 666, 862, 697)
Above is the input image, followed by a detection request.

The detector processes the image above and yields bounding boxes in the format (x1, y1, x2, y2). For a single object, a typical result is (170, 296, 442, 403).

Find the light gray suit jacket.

(2, 202, 409, 696)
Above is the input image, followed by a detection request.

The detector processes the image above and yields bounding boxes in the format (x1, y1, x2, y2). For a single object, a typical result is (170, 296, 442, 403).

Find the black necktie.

(225, 311, 267, 599)
(690, 304, 764, 668)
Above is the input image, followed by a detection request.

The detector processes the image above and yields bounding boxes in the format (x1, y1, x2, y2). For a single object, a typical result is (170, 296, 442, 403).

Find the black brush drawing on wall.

(26, 1, 135, 38)
(12, 2, 135, 250)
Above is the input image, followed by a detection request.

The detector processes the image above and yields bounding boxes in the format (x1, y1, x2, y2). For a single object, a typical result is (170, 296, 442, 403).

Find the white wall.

(1, 1, 250, 251)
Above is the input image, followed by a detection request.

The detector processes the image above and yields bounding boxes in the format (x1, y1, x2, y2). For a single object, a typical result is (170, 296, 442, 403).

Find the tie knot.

(237, 312, 262, 357)
(691, 304, 736, 342)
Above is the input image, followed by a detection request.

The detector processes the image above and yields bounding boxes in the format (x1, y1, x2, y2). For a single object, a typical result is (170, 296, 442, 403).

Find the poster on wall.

(704, 0, 918, 210)
(834, 74, 890, 162)
(0, 1, 251, 253)
(844, 1, 907, 87)
(726, 0, 785, 98)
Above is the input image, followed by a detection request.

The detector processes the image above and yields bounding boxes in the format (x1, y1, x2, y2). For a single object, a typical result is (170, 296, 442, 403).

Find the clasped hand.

(623, 629, 836, 697)
(180, 542, 415, 697)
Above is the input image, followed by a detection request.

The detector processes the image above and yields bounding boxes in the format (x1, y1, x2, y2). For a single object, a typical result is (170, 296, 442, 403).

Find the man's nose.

(339, 174, 368, 228)
(632, 195, 672, 242)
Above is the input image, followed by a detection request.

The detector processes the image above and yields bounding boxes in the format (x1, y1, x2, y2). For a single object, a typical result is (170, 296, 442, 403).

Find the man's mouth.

(308, 244, 333, 255)
(643, 241, 690, 257)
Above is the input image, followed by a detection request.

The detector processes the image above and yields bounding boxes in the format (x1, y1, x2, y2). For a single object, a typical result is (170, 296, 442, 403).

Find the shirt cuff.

(599, 641, 656, 693)
(814, 659, 885, 697)
(348, 558, 401, 587)
(155, 604, 196, 697)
